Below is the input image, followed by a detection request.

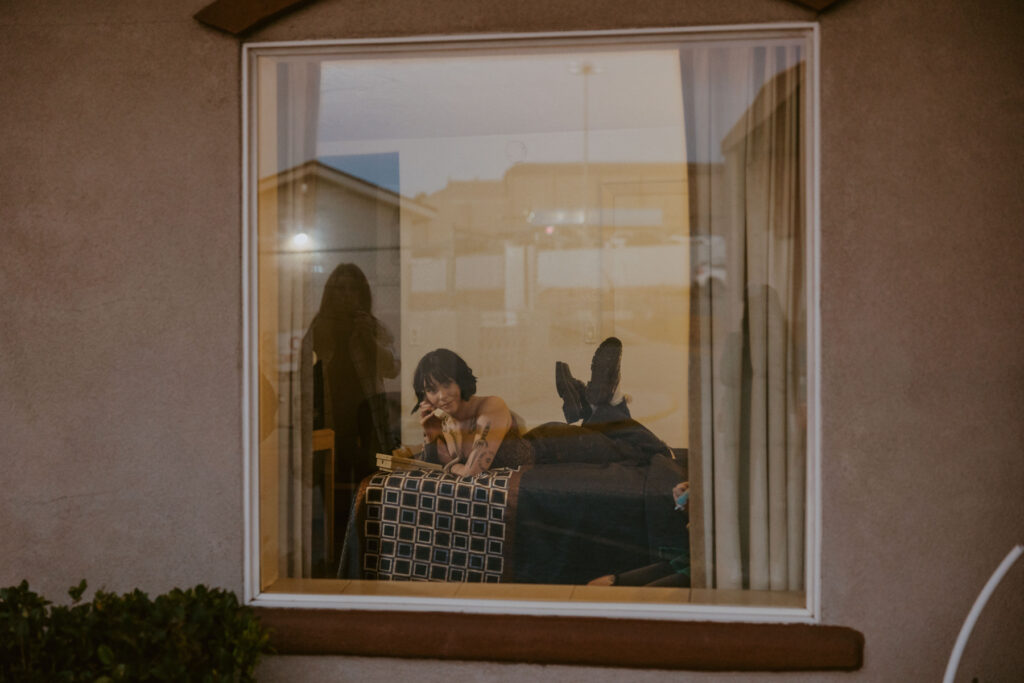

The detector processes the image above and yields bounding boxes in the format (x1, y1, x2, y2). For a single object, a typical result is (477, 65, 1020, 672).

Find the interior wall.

(1, 1, 1021, 682)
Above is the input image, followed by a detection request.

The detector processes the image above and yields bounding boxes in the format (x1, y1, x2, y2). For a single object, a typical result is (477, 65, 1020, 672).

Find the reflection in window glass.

(249, 30, 813, 609)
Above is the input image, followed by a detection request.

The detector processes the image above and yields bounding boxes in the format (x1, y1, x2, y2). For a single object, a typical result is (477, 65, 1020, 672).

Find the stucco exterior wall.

(2, 0, 1021, 681)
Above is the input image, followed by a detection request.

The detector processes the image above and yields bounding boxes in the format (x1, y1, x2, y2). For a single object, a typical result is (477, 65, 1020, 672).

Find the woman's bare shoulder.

(473, 395, 511, 419)
(478, 394, 509, 409)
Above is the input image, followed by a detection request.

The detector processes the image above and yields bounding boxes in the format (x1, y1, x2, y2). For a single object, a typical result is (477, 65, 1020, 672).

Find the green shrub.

(0, 580, 270, 682)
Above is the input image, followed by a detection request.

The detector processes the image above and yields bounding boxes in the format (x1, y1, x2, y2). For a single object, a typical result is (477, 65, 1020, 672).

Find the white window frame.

(240, 22, 821, 624)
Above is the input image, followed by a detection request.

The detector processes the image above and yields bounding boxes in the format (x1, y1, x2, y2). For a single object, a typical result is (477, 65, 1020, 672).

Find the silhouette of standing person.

(307, 263, 400, 533)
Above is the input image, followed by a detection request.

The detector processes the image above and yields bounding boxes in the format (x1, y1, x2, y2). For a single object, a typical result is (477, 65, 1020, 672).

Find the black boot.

(555, 361, 591, 423)
(585, 337, 622, 406)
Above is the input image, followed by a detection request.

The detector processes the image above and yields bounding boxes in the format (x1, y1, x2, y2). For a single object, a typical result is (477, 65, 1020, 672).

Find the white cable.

(943, 544, 1024, 683)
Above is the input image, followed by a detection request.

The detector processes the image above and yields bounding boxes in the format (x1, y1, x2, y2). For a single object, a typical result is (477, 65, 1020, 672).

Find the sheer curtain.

(268, 58, 322, 579)
(683, 43, 807, 592)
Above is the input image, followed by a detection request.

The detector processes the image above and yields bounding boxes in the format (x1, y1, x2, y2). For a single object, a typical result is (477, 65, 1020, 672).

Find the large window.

(244, 25, 819, 622)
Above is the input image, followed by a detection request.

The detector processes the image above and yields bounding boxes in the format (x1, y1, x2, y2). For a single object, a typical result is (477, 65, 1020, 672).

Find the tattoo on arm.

(464, 443, 496, 475)
(458, 415, 508, 476)
(470, 421, 491, 453)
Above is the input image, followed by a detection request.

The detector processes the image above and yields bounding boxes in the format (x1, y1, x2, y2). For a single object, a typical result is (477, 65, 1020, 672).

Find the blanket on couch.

(339, 453, 686, 584)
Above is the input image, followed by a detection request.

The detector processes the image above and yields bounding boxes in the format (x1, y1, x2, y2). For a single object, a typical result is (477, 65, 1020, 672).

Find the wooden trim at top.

(194, 0, 845, 36)
(788, 0, 844, 10)
(255, 607, 864, 671)
(194, 0, 314, 36)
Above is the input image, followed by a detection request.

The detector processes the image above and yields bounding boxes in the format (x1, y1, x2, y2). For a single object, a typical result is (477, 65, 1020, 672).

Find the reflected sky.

(315, 50, 686, 196)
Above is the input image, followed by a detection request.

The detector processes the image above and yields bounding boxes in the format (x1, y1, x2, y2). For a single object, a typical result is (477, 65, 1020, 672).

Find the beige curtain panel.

(685, 44, 807, 592)
(258, 58, 323, 580)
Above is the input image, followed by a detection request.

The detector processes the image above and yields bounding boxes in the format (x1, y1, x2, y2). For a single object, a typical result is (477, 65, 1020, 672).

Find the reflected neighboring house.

(403, 161, 709, 446)
(263, 158, 728, 451)
(258, 159, 435, 372)
(257, 160, 434, 578)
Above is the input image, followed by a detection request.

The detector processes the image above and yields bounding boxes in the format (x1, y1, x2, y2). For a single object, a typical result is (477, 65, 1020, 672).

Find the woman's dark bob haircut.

(412, 349, 477, 411)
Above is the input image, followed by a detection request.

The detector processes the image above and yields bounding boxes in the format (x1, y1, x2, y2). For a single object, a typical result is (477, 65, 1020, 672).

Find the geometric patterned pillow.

(361, 467, 521, 582)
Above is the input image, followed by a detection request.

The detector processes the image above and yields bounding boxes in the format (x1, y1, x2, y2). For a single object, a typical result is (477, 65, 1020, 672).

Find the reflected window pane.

(249, 31, 812, 610)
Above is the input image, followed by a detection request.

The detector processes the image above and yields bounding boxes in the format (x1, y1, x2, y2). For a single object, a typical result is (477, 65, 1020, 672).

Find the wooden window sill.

(254, 607, 863, 671)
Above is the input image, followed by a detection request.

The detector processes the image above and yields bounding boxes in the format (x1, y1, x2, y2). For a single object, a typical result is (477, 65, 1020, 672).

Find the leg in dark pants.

(582, 403, 673, 464)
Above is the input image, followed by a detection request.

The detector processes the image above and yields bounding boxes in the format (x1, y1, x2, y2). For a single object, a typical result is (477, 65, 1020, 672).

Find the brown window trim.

(196, 0, 842, 36)
(255, 607, 863, 671)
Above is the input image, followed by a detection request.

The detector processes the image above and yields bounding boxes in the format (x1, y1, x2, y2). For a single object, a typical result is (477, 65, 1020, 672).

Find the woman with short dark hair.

(412, 348, 530, 476)
(412, 340, 671, 477)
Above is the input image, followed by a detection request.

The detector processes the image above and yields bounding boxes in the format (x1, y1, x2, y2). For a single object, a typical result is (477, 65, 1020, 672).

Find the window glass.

(247, 28, 816, 615)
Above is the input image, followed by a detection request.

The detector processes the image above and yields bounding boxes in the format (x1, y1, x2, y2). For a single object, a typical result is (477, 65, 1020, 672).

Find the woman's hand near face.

(418, 400, 442, 443)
